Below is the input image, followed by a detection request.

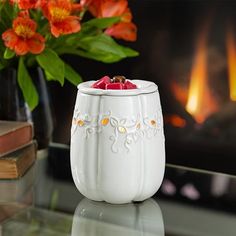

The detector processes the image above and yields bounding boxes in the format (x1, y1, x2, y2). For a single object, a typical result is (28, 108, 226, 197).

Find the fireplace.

(163, 24, 236, 175)
(50, 0, 236, 174)
(143, 1, 236, 174)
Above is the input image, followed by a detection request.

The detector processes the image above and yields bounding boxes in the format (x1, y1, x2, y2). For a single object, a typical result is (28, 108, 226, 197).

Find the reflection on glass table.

(72, 198, 164, 236)
(0, 144, 236, 236)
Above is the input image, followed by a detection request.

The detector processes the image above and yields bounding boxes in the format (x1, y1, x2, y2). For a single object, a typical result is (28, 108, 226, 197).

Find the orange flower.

(18, 0, 44, 9)
(2, 17, 45, 55)
(43, 0, 81, 38)
(105, 22, 137, 41)
(82, 0, 137, 41)
(81, 0, 127, 18)
(100, 0, 128, 18)
(105, 7, 136, 41)
(81, 0, 100, 16)
(18, 10, 30, 18)
(9, 0, 46, 9)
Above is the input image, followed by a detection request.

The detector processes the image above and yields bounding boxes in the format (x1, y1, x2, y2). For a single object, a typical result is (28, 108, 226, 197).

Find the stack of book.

(0, 121, 37, 179)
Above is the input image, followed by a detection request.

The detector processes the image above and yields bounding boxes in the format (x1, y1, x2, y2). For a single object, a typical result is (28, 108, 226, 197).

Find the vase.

(70, 80, 165, 204)
(0, 68, 29, 121)
(29, 67, 53, 149)
(0, 67, 53, 149)
(72, 198, 164, 236)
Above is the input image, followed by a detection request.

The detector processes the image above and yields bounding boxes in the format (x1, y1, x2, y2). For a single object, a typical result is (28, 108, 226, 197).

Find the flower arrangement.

(0, 0, 138, 110)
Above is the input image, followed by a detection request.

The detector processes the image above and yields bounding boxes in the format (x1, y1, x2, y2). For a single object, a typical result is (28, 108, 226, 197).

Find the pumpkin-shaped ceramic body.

(72, 198, 164, 236)
(71, 80, 165, 204)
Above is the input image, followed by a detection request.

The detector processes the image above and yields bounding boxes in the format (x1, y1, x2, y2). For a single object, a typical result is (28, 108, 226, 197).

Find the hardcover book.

(0, 141, 37, 179)
(0, 121, 33, 157)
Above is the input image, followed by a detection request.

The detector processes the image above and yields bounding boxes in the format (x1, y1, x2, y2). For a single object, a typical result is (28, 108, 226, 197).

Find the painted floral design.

(72, 109, 163, 153)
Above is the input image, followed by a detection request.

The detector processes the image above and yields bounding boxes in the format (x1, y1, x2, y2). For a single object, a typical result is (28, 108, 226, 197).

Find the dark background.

(49, 0, 236, 143)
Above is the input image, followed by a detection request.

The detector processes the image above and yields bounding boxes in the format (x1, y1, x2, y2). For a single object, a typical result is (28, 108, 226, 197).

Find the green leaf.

(0, 3, 4, 11)
(66, 34, 139, 63)
(65, 17, 120, 47)
(44, 70, 55, 81)
(78, 34, 126, 58)
(0, 62, 5, 70)
(44, 63, 82, 86)
(0, 57, 6, 70)
(4, 48, 15, 59)
(17, 57, 39, 110)
(12, 3, 20, 18)
(0, 1, 16, 26)
(72, 49, 123, 63)
(36, 48, 65, 86)
(119, 46, 139, 57)
(64, 63, 82, 86)
(83, 17, 120, 29)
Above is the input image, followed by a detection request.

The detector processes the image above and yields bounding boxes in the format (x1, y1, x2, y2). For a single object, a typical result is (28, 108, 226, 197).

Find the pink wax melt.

(92, 76, 111, 89)
(91, 76, 137, 90)
(106, 82, 125, 90)
(124, 80, 137, 89)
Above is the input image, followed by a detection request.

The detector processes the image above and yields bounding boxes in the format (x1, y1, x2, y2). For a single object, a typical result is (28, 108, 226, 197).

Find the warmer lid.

(77, 80, 158, 96)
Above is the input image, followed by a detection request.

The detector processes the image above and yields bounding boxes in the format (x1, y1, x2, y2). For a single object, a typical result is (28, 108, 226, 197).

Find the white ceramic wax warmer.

(70, 79, 165, 204)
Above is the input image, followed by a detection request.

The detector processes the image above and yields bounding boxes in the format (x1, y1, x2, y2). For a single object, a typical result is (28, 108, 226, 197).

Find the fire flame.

(185, 34, 218, 123)
(165, 114, 186, 128)
(226, 27, 236, 101)
(171, 81, 188, 106)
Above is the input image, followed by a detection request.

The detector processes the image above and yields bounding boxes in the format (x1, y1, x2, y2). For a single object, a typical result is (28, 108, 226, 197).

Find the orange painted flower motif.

(82, 0, 137, 41)
(43, 0, 81, 38)
(2, 16, 45, 55)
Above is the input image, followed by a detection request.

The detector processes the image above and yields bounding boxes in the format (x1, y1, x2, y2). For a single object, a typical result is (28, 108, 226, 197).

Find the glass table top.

(1, 143, 236, 236)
